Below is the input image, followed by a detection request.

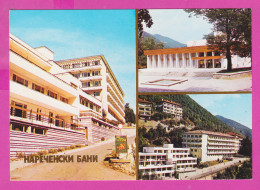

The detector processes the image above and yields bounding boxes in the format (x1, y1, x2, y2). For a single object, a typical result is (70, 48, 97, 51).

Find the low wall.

(213, 70, 252, 79)
(10, 127, 86, 158)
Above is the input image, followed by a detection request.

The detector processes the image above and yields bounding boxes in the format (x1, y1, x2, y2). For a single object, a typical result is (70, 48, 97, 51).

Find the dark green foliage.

(139, 94, 233, 133)
(185, 9, 251, 71)
(138, 9, 153, 38)
(124, 103, 136, 124)
(239, 136, 252, 157)
(138, 37, 164, 67)
(214, 160, 252, 179)
(138, 124, 187, 151)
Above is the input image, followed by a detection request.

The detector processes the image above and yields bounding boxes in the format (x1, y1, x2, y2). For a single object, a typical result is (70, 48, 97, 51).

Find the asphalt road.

(10, 136, 136, 181)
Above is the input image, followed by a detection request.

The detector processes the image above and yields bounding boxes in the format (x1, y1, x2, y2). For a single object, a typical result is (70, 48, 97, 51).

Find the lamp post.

(118, 124, 123, 136)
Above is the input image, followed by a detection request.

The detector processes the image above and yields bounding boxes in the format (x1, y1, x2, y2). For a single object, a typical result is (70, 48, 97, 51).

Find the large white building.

(139, 144, 197, 179)
(182, 130, 242, 162)
(9, 33, 125, 157)
(156, 99, 183, 119)
(144, 39, 251, 70)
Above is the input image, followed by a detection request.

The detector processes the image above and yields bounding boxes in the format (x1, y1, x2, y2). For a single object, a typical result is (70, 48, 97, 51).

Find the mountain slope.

(142, 31, 186, 48)
(139, 94, 237, 133)
(216, 115, 252, 139)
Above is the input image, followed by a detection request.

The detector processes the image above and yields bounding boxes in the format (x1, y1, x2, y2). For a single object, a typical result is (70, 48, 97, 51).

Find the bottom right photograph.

(137, 94, 252, 180)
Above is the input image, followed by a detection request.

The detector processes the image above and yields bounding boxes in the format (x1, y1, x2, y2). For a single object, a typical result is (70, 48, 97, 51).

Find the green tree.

(138, 9, 153, 38)
(239, 136, 252, 157)
(138, 37, 164, 67)
(124, 103, 136, 124)
(185, 9, 251, 71)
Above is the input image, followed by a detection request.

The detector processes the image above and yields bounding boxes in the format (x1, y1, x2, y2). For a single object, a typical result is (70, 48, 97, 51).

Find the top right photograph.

(138, 9, 252, 92)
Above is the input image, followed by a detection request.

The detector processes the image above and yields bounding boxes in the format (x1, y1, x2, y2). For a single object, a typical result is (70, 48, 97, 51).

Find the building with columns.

(144, 39, 251, 70)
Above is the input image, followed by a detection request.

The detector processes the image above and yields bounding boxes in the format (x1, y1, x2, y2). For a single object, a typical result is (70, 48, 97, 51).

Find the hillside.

(216, 115, 252, 139)
(139, 94, 236, 133)
(142, 31, 186, 48)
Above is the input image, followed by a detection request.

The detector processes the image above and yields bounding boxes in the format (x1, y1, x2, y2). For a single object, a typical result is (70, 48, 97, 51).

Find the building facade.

(144, 39, 251, 70)
(156, 99, 183, 119)
(182, 130, 242, 162)
(9, 33, 124, 157)
(139, 144, 197, 179)
(138, 98, 153, 119)
(56, 55, 125, 125)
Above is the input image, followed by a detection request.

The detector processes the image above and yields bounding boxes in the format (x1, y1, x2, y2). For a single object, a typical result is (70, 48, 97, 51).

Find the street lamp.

(118, 124, 123, 135)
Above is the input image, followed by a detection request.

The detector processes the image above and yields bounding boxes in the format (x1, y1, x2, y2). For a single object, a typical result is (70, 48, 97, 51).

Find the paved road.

(10, 136, 136, 181)
(180, 158, 249, 180)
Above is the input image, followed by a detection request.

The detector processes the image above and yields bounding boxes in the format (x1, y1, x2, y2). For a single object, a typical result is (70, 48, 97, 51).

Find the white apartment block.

(139, 144, 197, 179)
(138, 98, 152, 119)
(9, 33, 124, 157)
(156, 99, 183, 119)
(182, 130, 242, 162)
(56, 55, 125, 125)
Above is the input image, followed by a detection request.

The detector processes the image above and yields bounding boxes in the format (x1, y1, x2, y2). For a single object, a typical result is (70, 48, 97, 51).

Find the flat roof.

(184, 130, 234, 138)
(56, 55, 124, 97)
(144, 45, 218, 55)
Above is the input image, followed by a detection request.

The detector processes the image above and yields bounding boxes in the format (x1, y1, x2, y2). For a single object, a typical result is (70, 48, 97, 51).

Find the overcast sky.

(144, 9, 214, 44)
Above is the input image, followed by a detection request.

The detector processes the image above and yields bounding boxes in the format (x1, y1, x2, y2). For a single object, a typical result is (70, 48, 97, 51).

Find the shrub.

(70, 145, 76, 149)
(38, 150, 48, 156)
(75, 144, 82, 148)
(57, 147, 65, 152)
(16, 152, 25, 159)
(65, 146, 71, 150)
(48, 149, 58, 154)
(101, 137, 105, 141)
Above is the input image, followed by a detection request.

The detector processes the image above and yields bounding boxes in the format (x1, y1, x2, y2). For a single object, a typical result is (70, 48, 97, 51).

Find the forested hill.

(139, 94, 235, 133)
(216, 115, 252, 139)
(142, 31, 186, 48)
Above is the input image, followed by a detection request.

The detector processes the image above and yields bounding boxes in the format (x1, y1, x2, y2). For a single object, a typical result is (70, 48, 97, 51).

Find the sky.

(189, 94, 252, 129)
(10, 10, 136, 112)
(143, 9, 214, 44)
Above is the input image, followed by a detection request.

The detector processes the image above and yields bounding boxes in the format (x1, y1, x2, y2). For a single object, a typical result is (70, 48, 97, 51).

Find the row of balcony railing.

(10, 105, 82, 131)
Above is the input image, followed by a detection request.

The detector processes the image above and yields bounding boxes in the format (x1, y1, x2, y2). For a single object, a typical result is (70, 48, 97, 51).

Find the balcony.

(64, 64, 102, 73)
(10, 51, 78, 97)
(10, 104, 82, 131)
(81, 86, 103, 91)
(79, 75, 102, 81)
(10, 81, 78, 116)
(107, 93, 125, 115)
(107, 83, 124, 107)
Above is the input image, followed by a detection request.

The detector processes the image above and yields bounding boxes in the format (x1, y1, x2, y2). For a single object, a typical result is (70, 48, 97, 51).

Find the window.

(94, 81, 101, 86)
(32, 83, 44, 94)
(37, 108, 42, 121)
(82, 82, 91, 88)
(82, 72, 90, 77)
(13, 74, 28, 87)
(94, 60, 100, 65)
(93, 71, 100, 76)
(47, 90, 57, 99)
(73, 73, 80, 78)
(72, 63, 81, 68)
(60, 96, 68, 104)
(94, 91, 100, 96)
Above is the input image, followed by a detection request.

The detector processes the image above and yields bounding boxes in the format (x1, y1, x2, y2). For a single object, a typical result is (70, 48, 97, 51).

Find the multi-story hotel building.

(139, 144, 197, 179)
(156, 99, 183, 119)
(56, 55, 125, 125)
(144, 39, 251, 70)
(9, 33, 124, 157)
(182, 130, 242, 162)
(138, 98, 153, 119)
